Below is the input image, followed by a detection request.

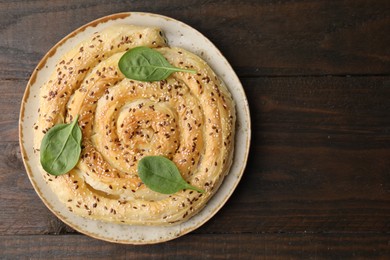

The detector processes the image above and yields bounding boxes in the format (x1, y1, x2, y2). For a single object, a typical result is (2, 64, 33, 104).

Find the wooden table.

(1, 0, 389, 258)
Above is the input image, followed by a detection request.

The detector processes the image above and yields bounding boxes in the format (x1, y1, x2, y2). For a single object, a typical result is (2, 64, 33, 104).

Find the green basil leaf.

(40, 115, 82, 176)
(118, 46, 196, 82)
(138, 156, 204, 194)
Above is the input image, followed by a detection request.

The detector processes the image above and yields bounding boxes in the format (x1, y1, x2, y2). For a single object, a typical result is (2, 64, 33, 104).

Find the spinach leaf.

(138, 156, 204, 194)
(40, 115, 82, 176)
(118, 46, 196, 82)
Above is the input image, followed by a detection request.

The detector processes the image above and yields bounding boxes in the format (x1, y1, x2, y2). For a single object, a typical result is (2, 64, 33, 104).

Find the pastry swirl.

(34, 24, 235, 225)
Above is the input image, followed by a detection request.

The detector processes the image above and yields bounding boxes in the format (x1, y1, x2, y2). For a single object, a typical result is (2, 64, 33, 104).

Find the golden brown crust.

(34, 24, 235, 225)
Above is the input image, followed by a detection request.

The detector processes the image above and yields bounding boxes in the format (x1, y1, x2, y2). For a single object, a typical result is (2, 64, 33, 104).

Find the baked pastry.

(34, 24, 235, 225)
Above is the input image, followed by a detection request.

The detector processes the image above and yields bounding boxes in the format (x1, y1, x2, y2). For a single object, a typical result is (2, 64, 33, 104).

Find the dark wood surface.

(1, 0, 389, 259)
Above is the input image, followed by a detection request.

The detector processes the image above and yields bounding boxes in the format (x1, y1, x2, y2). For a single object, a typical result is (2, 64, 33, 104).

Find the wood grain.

(1, 0, 390, 258)
(0, 0, 388, 79)
(0, 79, 25, 142)
(1, 233, 389, 259)
(3, 77, 390, 236)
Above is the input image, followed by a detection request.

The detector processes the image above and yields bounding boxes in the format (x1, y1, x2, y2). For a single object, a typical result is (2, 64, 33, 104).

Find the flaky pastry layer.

(34, 24, 235, 225)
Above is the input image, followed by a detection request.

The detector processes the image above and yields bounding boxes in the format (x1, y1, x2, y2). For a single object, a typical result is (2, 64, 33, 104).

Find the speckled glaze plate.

(19, 12, 251, 244)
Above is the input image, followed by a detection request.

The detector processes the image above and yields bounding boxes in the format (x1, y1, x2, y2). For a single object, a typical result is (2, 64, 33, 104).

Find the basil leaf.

(138, 156, 204, 194)
(40, 115, 82, 176)
(118, 46, 196, 82)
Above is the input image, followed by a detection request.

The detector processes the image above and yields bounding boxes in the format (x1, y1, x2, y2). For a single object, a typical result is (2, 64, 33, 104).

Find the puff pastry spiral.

(34, 24, 235, 225)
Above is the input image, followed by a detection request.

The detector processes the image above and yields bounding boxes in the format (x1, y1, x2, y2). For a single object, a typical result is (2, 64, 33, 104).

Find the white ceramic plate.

(19, 12, 251, 244)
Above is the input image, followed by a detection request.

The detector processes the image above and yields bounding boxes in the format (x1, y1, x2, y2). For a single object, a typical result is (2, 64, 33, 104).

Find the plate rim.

(19, 12, 251, 244)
